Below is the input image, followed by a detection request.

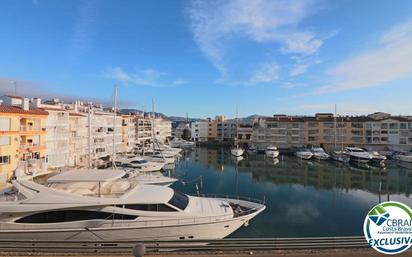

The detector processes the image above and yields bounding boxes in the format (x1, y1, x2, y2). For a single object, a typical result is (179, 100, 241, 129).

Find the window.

(0, 156, 10, 164)
(0, 136, 10, 146)
(124, 204, 177, 212)
(15, 210, 137, 223)
(0, 118, 10, 131)
(168, 190, 189, 210)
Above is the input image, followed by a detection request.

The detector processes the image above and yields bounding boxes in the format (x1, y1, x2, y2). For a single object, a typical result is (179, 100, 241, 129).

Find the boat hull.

(0, 211, 261, 241)
(265, 151, 279, 158)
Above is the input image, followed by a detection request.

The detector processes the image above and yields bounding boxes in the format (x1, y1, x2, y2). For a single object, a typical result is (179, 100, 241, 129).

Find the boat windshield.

(168, 190, 189, 210)
(131, 159, 148, 164)
(48, 180, 138, 198)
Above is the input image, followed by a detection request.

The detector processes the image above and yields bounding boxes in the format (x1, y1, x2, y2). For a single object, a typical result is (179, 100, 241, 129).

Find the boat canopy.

(48, 169, 126, 183)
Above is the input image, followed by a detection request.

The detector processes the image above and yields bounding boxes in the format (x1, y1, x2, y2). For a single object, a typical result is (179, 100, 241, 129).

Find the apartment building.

(252, 115, 306, 149)
(191, 120, 209, 142)
(153, 116, 172, 143)
(121, 114, 137, 153)
(40, 99, 70, 168)
(238, 123, 253, 146)
(135, 114, 152, 146)
(0, 96, 48, 182)
(250, 112, 412, 152)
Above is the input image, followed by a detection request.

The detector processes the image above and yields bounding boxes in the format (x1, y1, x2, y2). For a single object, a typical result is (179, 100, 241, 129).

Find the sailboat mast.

(112, 85, 118, 165)
(87, 104, 91, 168)
(334, 104, 337, 150)
(235, 106, 239, 149)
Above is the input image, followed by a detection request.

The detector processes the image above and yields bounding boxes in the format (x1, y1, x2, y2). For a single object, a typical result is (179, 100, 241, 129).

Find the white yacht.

(246, 146, 258, 156)
(265, 146, 279, 158)
(115, 156, 165, 172)
(368, 151, 387, 166)
(331, 150, 350, 163)
(231, 148, 244, 157)
(0, 179, 265, 241)
(344, 147, 372, 163)
(48, 169, 178, 187)
(394, 152, 412, 163)
(146, 153, 176, 165)
(169, 138, 195, 148)
(295, 149, 313, 160)
(310, 146, 329, 160)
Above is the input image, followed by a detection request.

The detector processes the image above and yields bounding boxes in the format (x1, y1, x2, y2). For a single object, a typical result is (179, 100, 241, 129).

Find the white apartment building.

(191, 121, 209, 142)
(68, 112, 88, 167)
(153, 117, 172, 143)
(365, 117, 412, 151)
(136, 115, 152, 146)
(252, 117, 306, 149)
(91, 110, 122, 158)
(121, 115, 137, 153)
(42, 106, 70, 168)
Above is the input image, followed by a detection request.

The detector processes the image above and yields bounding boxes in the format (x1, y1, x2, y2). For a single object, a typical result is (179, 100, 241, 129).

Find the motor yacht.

(310, 146, 329, 160)
(115, 156, 165, 172)
(344, 147, 372, 163)
(169, 138, 195, 148)
(368, 151, 387, 166)
(246, 146, 258, 156)
(295, 148, 313, 160)
(330, 150, 350, 163)
(265, 146, 279, 158)
(230, 147, 244, 157)
(394, 152, 412, 163)
(0, 178, 265, 241)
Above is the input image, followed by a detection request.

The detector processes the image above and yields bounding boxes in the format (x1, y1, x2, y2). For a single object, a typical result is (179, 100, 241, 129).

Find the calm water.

(169, 147, 412, 238)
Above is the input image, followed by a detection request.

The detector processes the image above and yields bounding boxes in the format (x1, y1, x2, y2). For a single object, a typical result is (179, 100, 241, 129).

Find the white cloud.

(104, 67, 187, 88)
(315, 19, 412, 94)
(280, 82, 307, 89)
(249, 63, 279, 84)
(188, 0, 325, 83)
(68, 0, 100, 62)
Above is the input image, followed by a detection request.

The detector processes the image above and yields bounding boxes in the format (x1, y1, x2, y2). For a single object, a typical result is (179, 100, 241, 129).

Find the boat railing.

(100, 211, 255, 228)
(199, 193, 266, 205)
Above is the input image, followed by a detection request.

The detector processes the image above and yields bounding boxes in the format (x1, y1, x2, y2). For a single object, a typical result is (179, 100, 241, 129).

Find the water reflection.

(173, 147, 412, 238)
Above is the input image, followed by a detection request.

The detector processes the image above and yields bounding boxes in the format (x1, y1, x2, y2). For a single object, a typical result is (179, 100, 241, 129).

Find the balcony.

(18, 143, 46, 152)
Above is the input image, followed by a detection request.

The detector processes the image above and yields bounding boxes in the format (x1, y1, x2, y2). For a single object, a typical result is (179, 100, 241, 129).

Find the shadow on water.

(171, 147, 412, 238)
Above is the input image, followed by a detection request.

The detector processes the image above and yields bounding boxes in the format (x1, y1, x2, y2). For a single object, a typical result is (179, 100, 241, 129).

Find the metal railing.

(0, 236, 369, 253)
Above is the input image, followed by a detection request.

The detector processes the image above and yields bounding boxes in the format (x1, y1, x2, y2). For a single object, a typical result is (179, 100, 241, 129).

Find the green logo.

(368, 204, 390, 226)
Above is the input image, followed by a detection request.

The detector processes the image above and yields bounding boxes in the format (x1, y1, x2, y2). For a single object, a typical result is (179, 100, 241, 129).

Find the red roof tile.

(3, 95, 23, 99)
(0, 105, 48, 115)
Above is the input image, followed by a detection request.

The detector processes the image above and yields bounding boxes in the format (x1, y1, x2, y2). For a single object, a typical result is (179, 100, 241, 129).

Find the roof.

(48, 169, 126, 183)
(3, 95, 23, 99)
(69, 112, 86, 117)
(41, 107, 65, 111)
(0, 105, 48, 115)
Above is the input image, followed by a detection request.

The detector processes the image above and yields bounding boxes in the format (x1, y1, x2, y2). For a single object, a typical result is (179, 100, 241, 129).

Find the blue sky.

(1, 0, 412, 118)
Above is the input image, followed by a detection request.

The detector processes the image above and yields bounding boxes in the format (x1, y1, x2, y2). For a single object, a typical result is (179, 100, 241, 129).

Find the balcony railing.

(20, 125, 45, 132)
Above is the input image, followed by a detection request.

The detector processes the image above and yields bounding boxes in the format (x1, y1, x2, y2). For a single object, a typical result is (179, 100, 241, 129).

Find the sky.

(1, 0, 412, 118)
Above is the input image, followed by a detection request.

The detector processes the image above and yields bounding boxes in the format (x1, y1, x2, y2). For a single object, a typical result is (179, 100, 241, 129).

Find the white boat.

(231, 148, 244, 157)
(368, 151, 387, 166)
(246, 146, 258, 155)
(48, 169, 178, 187)
(115, 156, 165, 172)
(394, 152, 412, 163)
(0, 179, 265, 241)
(345, 147, 372, 163)
(295, 149, 313, 160)
(231, 108, 244, 157)
(265, 146, 279, 158)
(310, 146, 329, 160)
(169, 138, 195, 148)
(145, 155, 176, 165)
(331, 150, 350, 163)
